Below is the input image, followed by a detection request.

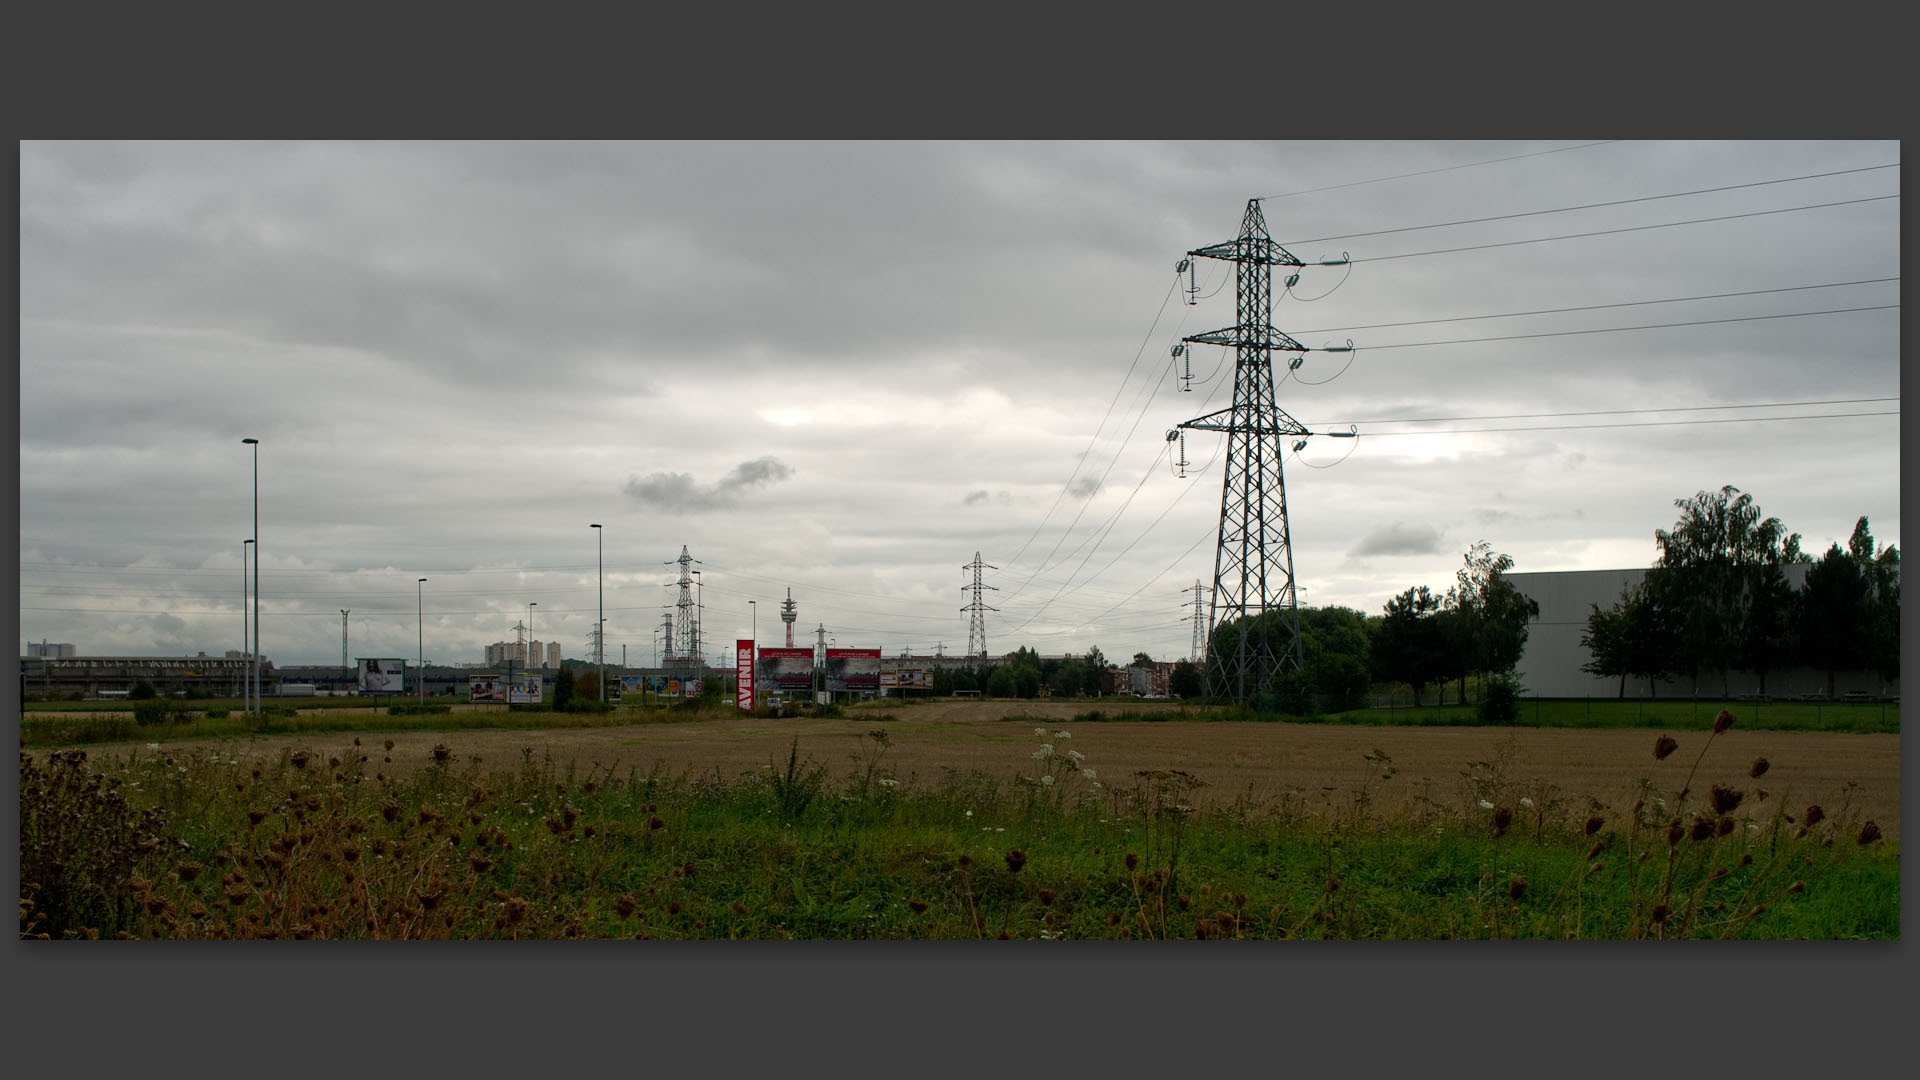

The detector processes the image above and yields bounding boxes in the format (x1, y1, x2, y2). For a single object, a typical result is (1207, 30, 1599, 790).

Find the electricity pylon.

(961, 551, 998, 659)
(1175, 198, 1326, 707)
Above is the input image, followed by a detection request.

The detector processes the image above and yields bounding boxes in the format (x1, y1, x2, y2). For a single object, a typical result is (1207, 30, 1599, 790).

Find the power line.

(1255, 141, 1620, 201)
(1334, 396, 1898, 426)
(1292, 277, 1898, 336)
(1282, 163, 1898, 246)
(1355, 194, 1898, 264)
(1359, 304, 1896, 350)
(1352, 410, 1897, 438)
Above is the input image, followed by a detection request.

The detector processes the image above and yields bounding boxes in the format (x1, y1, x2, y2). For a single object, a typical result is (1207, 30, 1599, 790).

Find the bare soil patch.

(66, 699, 1900, 838)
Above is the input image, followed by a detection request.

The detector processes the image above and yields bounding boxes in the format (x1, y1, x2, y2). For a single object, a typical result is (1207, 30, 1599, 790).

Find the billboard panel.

(758, 647, 815, 692)
(508, 675, 542, 704)
(737, 640, 755, 710)
(358, 658, 407, 694)
(826, 648, 881, 691)
(469, 674, 505, 703)
(885, 667, 933, 691)
(619, 676, 647, 697)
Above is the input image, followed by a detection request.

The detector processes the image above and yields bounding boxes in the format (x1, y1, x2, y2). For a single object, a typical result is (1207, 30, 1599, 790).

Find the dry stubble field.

(83, 699, 1901, 838)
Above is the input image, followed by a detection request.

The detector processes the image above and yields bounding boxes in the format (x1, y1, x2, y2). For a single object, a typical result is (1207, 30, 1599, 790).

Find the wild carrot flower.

(1054, 731, 1070, 739)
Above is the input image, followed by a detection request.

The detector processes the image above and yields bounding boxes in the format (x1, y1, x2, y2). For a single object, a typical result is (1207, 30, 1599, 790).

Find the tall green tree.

(1169, 658, 1201, 699)
(1799, 542, 1870, 698)
(1439, 542, 1540, 703)
(1651, 485, 1803, 696)
(1580, 579, 1678, 698)
(1372, 586, 1448, 706)
(1848, 517, 1901, 690)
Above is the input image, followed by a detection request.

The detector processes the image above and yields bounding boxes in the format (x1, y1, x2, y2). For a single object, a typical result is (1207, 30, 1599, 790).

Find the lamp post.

(418, 578, 428, 702)
(241, 437, 259, 713)
(692, 569, 704, 670)
(242, 539, 254, 709)
(529, 601, 537, 672)
(591, 524, 604, 702)
(748, 599, 757, 710)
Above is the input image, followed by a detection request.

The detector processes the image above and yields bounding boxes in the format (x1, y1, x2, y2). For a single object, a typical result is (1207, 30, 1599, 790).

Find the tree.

(1580, 580, 1677, 698)
(1440, 542, 1541, 704)
(553, 664, 576, 710)
(1131, 652, 1154, 668)
(1799, 542, 1872, 698)
(1169, 658, 1201, 699)
(1653, 485, 1802, 696)
(1372, 586, 1449, 706)
(1849, 517, 1902, 690)
(985, 665, 1017, 698)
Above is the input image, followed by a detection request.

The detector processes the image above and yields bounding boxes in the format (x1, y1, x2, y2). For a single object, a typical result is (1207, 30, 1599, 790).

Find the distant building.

(1506, 566, 1898, 699)
(24, 642, 76, 658)
(21, 654, 273, 698)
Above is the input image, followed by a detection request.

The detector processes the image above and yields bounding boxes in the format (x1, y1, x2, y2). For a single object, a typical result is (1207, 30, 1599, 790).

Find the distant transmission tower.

(1175, 198, 1351, 706)
(1184, 582, 1208, 661)
(666, 546, 699, 676)
(961, 551, 998, 659)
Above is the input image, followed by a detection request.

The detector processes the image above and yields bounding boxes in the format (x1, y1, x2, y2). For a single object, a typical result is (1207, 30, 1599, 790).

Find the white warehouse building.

(1504, 565, 1897, 700)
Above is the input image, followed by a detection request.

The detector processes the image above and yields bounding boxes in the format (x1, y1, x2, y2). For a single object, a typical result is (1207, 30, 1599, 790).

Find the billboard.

(469, 674, 505, 703)
(758, 647, 815, 692)
(358, 658, 407, 694)
(826, 648, 882, 691)
(884, 667, 933, 691)
(508, 675, 542, 704)
(737, 639, 755, 710)
(619, 676, 647, 697)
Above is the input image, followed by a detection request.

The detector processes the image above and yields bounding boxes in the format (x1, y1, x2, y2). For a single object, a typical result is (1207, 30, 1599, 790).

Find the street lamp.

(591, 524, 604, 702)
(418, 578, 428, 703)
(748, 599, 758, 710)
(242, 539, 254, 710)
(692, 569, 704, 669)
(241, 437, 259, 713)
(529, 601, 538, 671)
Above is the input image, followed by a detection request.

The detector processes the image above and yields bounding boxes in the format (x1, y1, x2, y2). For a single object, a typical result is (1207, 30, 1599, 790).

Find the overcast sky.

(16, 140, 1901, 669)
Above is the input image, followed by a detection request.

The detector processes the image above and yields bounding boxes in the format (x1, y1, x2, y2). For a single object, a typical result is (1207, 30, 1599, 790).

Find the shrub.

(1479, 671, 1523, 725)
(129, 682, 157, 701)
(388, 703, 452, 717)
(19, 750, 173, 939)
(133, 698, 191, 727)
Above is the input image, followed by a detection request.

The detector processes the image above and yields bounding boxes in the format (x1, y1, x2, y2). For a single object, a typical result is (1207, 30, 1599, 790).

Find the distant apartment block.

(484, 640, 555, 668)
(24, 642, 77, 658)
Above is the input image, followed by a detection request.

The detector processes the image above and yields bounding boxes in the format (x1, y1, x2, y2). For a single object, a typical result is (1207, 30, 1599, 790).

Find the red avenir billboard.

(736, 639, 754, 710)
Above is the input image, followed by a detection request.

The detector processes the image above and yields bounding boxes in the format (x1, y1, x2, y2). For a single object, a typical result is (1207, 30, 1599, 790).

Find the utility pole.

(341, 610, 350, 676)
(1174, 198, 1353, 706)
(961, 551, 998, 659)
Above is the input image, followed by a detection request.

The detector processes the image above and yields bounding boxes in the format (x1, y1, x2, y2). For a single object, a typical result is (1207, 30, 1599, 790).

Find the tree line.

(1581, 486, 1899, 698)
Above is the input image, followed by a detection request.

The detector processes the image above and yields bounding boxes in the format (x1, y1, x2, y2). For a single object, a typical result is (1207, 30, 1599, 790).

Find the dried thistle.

(1803, 805, 1825, 827)
(1650, 903, 1670, 924)
(1749, 758, 1770, 779)
(1653, 735, 1679, 760)
(1508, 876, 1527, 902)
(1857, 821, 1882, 845)
(1709, 785, 1744, 815)
(1689, 818, 1714, 842)
(1584, 814, 1604, 836)
(1713, 709, 1736, 734)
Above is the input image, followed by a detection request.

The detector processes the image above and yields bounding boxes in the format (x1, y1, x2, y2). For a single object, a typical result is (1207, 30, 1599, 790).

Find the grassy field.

(19, 721, 1898, 940)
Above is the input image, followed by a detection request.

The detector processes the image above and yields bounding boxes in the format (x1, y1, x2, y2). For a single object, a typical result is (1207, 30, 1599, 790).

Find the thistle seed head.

(1749, 758, 1770, 779)
(1585, 815, 1604, 836)
(1857, 821, 1882, 845)
(1804, 805, 1825, 827)
(1654, 735, 1679, 760)
(1713, 709, 1736, 734)
(1508, 876, 1527, 901)
(1710, 785, 1745, 815)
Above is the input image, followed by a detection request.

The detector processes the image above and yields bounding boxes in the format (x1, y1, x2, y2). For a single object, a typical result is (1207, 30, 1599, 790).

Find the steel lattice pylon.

(1177, 199, 1311, 707)
(961, 551, 998, 659)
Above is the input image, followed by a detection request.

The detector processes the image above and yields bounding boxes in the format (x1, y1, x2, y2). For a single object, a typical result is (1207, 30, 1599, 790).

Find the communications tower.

(781, 587, 797, 648)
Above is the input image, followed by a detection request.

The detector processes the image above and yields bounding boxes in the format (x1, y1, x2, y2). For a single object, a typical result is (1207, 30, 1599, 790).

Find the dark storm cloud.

(622, 456, 794, 512)
(1348, 522, 1447, 558)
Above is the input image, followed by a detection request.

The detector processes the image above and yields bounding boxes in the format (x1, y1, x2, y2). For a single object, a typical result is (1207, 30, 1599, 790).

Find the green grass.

(19, 731, 1898, 940)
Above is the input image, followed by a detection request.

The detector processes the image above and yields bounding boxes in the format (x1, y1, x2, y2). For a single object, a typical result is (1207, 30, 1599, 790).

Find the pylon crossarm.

(1183, 326, 1308, 353)
(1187, 238, 1302, 267)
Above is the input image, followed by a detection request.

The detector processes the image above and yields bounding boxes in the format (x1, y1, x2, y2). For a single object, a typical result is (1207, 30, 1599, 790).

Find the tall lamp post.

(241, 437, 259, 713)
(529, 601, 538, 673)
(591, 524, 604, 702)
(748, 599, 758, 709)
(417, 578, 428, 702)
(242, 539, 254, 709)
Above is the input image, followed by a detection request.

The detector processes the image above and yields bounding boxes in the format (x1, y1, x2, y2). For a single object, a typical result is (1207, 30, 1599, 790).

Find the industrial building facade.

(1505, 566, 1898, 700)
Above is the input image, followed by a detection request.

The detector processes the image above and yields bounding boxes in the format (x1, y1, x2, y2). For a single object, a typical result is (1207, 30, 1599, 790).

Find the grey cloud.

(964, 490, 989, 506)
(1348, 522, 1446, 558)
(963, 490, 1015, 507)
(623, 456, 794, 512)
(1068, 476, 1101, 500)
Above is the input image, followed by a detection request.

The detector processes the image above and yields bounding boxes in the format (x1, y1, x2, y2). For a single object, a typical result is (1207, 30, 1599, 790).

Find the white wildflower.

(1066, 749, 1085, 763)
(878, 778, 898, 788)
(1478, 799, 1495, 810)
(1082, 769, 1097, 781)
(146, 742, 161, 751)
(1033, 744, 1054, 759)
(1034, 727, 1047, 736)
(1519, 797, 1534, 809)
(1040, 774, 1055, 786)
(1054, 730, 1070, 739)
(995, 827, 1004, 833)
(965, 809, 973, 817)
